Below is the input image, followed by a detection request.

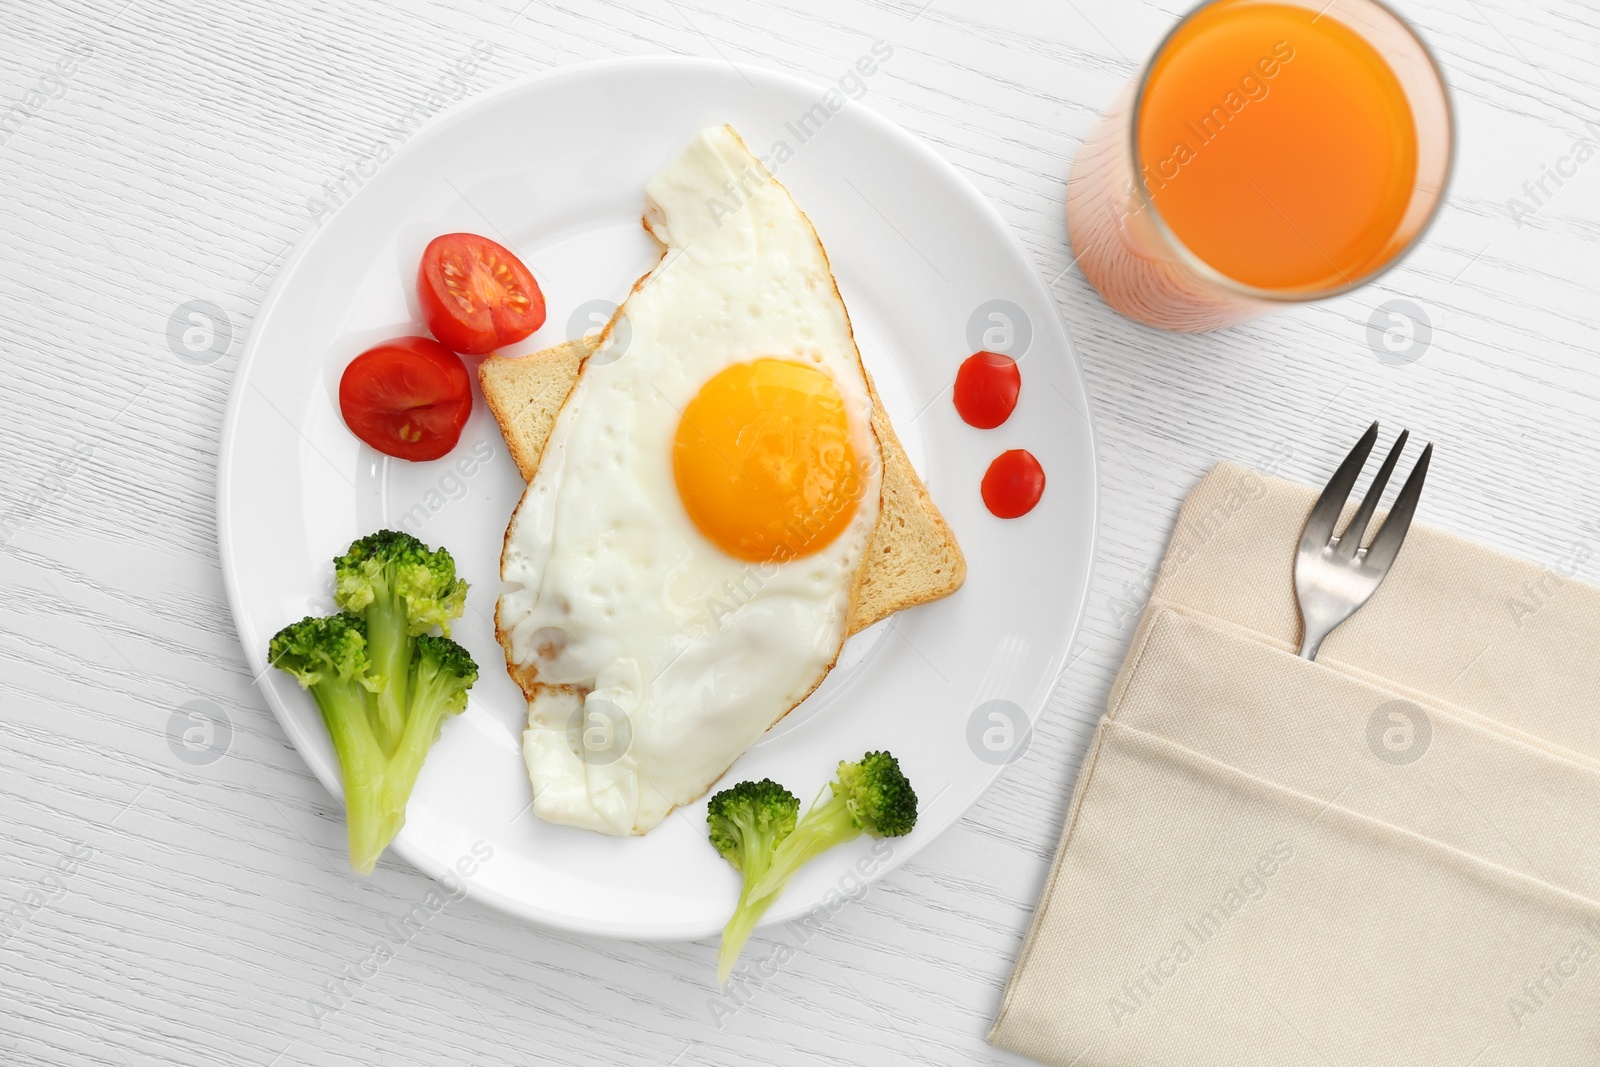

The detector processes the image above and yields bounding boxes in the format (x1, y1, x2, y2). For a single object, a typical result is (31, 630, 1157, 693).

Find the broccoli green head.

(831, 751, 918, 838)
(334, 529, 468, 637)
(268, 614, 376, 691)
(707, 778, 800, 871)
(409, 633, 480, 718)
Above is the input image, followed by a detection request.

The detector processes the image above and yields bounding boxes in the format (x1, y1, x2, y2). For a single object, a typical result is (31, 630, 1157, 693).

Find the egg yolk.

(673, 359, 864, 563)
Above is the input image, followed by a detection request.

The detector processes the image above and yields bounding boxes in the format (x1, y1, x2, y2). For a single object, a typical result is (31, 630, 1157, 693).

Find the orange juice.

(1136, 1, 1418, 292)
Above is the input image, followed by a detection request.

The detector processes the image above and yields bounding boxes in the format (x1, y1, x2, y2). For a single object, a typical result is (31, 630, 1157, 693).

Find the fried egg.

(498, 126, 882, 835)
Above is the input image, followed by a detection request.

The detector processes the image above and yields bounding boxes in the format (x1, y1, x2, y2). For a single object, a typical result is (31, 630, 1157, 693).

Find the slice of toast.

(480, 338, 965, 637)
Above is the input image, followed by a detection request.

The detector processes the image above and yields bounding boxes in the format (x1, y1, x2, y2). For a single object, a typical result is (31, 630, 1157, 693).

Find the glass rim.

(1126, 0, 1457, 304)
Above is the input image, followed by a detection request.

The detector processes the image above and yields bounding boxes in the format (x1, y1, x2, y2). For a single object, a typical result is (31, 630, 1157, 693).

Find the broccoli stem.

(747, 789, 862, 906)
(717, 863, 779, 986)
(312, 674, 390, 875)
(373, 655, 460, 852)
(716, 820, 784, 984)
(364, 588, 412, 757)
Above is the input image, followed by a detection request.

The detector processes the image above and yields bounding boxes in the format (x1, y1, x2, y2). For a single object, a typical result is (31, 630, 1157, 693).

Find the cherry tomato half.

(953, 350, 1021, 429)
(981, 449, 1046, 519)
(338, 337, 472, 462)
(418, 233, 546, 355)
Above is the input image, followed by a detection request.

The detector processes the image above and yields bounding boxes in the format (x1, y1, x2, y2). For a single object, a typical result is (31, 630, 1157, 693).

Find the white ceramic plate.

(218, 57, 1098, 940)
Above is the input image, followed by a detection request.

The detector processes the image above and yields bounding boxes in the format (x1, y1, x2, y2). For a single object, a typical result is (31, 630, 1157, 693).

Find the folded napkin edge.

(1133, 601, 1600, 775)
(1104, 718, 1600, 911)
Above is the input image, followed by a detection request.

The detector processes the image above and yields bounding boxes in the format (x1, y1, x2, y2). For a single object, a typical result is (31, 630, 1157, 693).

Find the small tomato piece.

(338, 337, 472, 462)
(981, 449, 1045, 519)
(953, 351, 1021, 429)
(418, 233, 546, 355)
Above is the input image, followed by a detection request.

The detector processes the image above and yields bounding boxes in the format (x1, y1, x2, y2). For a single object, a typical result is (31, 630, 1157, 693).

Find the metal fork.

(1294, 422, 1433, 661)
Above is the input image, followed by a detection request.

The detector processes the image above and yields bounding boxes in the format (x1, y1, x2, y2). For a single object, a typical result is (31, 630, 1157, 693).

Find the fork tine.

(1362, 442, 1432, 574)
(1299, 421, 1379, 553)
(1332, 429, 1408, 559)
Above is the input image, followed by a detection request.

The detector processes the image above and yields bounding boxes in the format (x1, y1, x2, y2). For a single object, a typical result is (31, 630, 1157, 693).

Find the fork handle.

(1298, 627, 1330, 661)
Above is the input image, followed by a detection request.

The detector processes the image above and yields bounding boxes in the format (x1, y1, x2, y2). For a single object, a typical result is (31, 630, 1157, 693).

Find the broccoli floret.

(333, 530, 468, 754)
(269, 615, 388, 873)
(745, 752, 917, 910)
(378, 634, 479, 845)
(707, 778, 800, 985)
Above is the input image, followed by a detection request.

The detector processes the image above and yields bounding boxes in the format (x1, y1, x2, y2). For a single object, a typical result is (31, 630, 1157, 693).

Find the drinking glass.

(1067, 0, 1453, 332)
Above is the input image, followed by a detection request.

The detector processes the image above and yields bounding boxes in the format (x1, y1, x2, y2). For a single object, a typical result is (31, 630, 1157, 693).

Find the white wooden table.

(3, 1, 1596, 1064)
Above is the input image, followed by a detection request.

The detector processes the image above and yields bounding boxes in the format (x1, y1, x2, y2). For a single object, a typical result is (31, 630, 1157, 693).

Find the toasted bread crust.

(478, 339, 589, 483)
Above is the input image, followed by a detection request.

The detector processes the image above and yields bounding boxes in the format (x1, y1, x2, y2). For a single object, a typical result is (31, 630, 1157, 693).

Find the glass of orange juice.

(1068, 0, 1453, 332)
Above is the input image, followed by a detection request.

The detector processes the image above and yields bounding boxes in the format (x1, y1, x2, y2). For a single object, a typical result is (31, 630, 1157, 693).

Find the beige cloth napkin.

(990, 463, 1600, 1067)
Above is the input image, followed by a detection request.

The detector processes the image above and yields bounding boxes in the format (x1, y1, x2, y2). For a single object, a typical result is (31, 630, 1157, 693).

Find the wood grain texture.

(2, 0, 1598, 1063)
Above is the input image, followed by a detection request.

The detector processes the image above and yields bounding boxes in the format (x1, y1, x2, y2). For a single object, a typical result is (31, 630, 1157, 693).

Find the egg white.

(498, 125, 883, 835)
